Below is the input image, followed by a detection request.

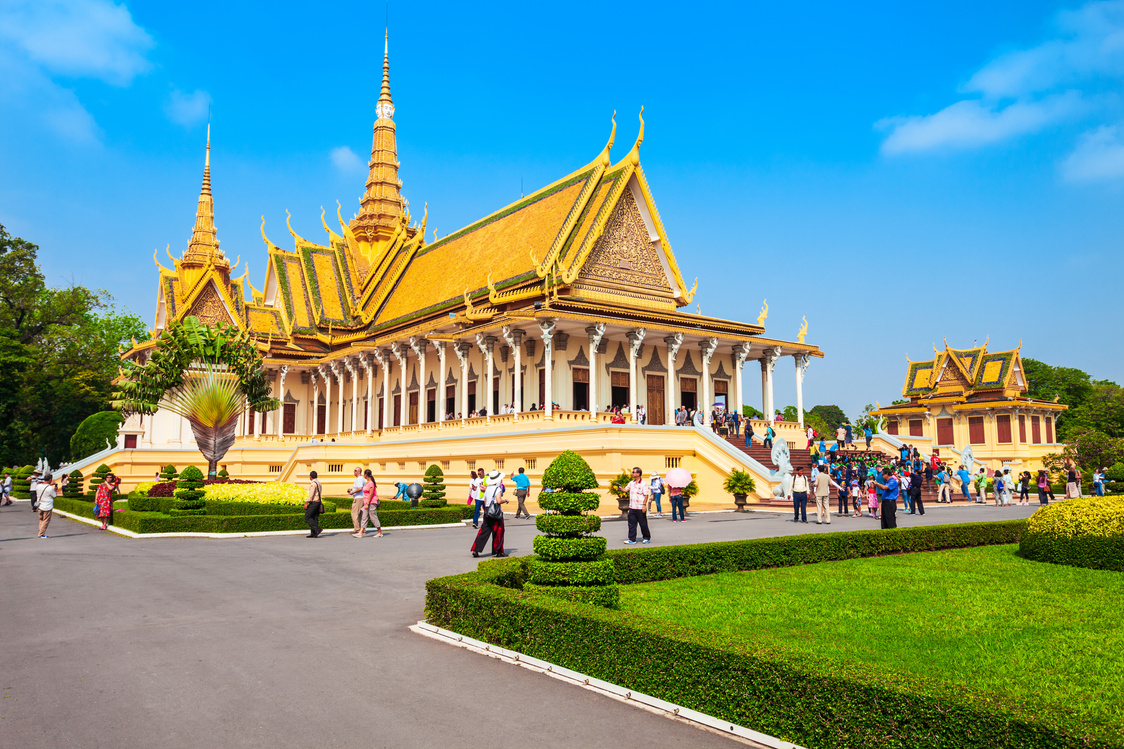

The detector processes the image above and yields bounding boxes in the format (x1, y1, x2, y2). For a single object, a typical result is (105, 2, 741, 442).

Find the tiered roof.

(898, 339, 1028, 402)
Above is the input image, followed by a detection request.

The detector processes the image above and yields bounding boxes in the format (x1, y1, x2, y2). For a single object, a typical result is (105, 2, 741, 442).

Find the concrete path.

(0, 500, 1039, 748)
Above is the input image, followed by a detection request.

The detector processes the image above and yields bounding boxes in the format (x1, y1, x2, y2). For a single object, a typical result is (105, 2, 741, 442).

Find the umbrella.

(665, 467, 692, 488)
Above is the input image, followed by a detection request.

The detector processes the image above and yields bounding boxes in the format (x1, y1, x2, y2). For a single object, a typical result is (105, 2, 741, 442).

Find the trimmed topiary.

(216, 467, 229, 479)
(159, 464, 179, 482)
(86, 464, 112, 499)
(1019, 496, 1124, 571)
(421, 464, 447, 507)
(170, 465, 206, 516)
(63, 469, 85, 499)
(527, 450, 618, 608)
(11, 465, 34, 499)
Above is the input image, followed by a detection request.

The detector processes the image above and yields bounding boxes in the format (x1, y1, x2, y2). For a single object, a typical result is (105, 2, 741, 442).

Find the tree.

(112, 316, 279, 478)
(810, 404, 846, 433)
(1063, 383, 1124, 441)
(70, 411, 125, 461)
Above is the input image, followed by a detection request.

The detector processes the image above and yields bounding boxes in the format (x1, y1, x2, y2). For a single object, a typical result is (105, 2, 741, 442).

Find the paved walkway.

(0, 501, 1039, 748)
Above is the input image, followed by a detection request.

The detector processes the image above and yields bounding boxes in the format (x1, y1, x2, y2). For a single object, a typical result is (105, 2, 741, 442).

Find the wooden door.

(378, 398, 385, 429)
(908, 419, 923, 437)
(409, 392, 418, 424)
(1018, 415, 1026, 442)
(936, 418, 954, 445)
(426, 388, 436, 423)
(283, 403, 296, 434)
(248, 411, 256, 435)
(316, 405, 325, 434)
(394, 395, 402, 426)
(1032, 416, 1041, 444)
(996, 414, 1012, 443)
(646, 375, 665, 425)
(445, 385, 455, 418)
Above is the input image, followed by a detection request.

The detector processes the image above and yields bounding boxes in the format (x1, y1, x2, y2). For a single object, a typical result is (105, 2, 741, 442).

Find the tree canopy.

(0, 224, 147, 467)
(1024, 357, 1124, 469)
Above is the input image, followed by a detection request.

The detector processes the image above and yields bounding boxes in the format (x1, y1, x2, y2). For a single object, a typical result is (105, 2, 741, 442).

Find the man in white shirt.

(790, 466, 810, 524)
(620, 467, 652, 544)
(348, 467, 365, 533)
(36, 472, 57, 538)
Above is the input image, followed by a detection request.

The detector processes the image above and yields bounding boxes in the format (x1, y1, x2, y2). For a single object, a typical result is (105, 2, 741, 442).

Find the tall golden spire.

(350, 29, 405, 246)
(184, 123, 228, 267)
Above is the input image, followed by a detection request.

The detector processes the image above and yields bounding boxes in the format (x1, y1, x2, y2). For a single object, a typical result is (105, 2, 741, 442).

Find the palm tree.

(112, 317, 279, 478)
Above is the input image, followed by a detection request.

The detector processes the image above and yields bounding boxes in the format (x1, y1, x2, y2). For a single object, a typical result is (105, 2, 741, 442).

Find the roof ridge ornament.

(598, 111, 616, 166)
(626, 107, 644, 166)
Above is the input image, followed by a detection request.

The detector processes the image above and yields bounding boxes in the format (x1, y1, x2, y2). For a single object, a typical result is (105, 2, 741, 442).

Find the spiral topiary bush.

(421, 464, 447, 507)
(11, 465, 34, 499)
(86, 464, 112, 499)
(160, 464, 179, 482)
(170, 465, 206, 516)
(526, 450, 618, 608)
(63, 469, 84, 499)
(1019, 496, 1124, 571)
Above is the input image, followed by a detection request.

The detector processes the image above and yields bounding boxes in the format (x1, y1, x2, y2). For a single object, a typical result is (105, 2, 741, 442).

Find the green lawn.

(619, 544, 1124, 738)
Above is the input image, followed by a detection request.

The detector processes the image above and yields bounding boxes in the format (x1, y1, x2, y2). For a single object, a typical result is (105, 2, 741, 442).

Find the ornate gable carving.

(603, 342, 629, 377)
(188, 282, 233, 327)
(575, 191, 673, 296)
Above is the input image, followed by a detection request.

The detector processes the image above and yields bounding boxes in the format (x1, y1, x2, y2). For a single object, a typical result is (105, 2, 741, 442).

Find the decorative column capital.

(700, 336, 719, 364)
(453, 341, 471, 365)
(732, 342, 751, 365)
(664, 332, 683, 360)
(627, 327, 646, 356)
(762, 346, 781, 373)
(389, 341, 407, 367)
(409, 336, 428, 358)
(431, 339, 447, 357)
(794, 353, 810, 376)
(343, 356, 357, 375)
(586, 322, 607, 350)
(538, 319, 556, 344)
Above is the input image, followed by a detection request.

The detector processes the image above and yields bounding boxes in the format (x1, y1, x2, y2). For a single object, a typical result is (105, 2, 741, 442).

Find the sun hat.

(488, 469, 502, 481)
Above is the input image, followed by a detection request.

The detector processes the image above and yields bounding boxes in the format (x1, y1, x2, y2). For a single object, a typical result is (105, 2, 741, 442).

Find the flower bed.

(1019, 496, 1124, 571)
(147, 477, 257, 497)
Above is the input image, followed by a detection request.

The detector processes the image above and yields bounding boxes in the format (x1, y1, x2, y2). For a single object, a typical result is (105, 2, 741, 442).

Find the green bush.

(1019, 496, 1124, 571)
(537, 491, 600, 513)
(160, 464, 179, 482)
(217, 467, 229, 479)
(128, 496, 338, 515)
(421, 464, 447, 507)
(541, 449, 599, 491)
(171, 465, 206, 516)
(69, 411, 123, 461)
(426, 521, 1070, 749)
(63, 469, 84, 499)
(723, 468, 756, 495)
(527, 559, 614, 585)
(532, 535, 607, 561)
(86, 464, 113, 499)
(10, 465, 33, 499)
(535, 514, 601, 536)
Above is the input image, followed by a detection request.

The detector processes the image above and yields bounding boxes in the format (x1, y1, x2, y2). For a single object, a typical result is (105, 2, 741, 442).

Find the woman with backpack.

(471, 469, 508, 558)
(648, 472, 664, 517)
(355, 470, 381, 538)
(94, 472, 121, 531)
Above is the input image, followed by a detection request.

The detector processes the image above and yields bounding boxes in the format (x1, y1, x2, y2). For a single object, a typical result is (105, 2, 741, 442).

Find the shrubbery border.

(425, 520, 1117, 748)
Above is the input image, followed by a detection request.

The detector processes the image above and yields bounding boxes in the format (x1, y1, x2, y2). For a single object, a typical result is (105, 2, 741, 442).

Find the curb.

(410, 620, 804, 749)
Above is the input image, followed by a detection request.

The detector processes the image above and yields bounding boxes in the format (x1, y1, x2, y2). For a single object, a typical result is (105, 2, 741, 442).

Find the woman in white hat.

(648, 472, 664, 517)
(471, 469, 509, 558)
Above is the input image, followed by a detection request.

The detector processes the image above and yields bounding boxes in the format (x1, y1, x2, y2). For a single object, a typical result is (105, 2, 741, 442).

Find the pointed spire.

(184, 123, 226, 266)
(379, 30, 393, 111)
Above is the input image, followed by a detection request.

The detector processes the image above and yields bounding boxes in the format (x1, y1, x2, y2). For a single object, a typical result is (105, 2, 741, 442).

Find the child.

(866, 476, 878, 519)
(851, 479, 863, 517)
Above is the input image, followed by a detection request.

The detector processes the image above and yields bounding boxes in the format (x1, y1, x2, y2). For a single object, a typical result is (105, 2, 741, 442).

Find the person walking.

(863, 425, 873, 450)
(469, 469, 484, 528)
(512, 467, 532, 519)
(956, 465, 973, 502)
(471, 469, 508, 558)
(791, 467, 809, 524)
(844, 422, 854, 449)
(34, 471, 58, 539)
(813, 465, 835, 524)
(93, 472, 121, 530)
(992, 470, 1005, 507)
(763, 424, 775, 450)
(873, 468, 899, 529)
(908, 468, 924, 515)
(1019, 471, 1032, 504)
(745, 420, 755, 448)
(2, 472, 11, 506)
(1065, 465, 1080, 499)
(347, 467, 365, 535)
(355, 470, 382, 537)
(619, 467, 652, 544)
(936, 467, 952, 503)
(1036, 470, 1050, 505)
(304, 471, 324, 537)
(648, 472, 664, 517)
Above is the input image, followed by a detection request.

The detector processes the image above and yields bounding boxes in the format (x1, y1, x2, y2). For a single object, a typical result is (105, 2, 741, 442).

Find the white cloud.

(1061, 124, 1124, 181)
(879, 1, 1124, 156)
(879, 93, 1084, 155)
(0, 0, 154, 86)
(0, 48, 100, 143)
(330, 146, 364, 172)
(165, 89, 211, 127)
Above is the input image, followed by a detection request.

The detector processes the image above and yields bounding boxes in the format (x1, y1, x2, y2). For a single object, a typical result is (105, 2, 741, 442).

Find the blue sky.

(1, 0, 1121, 418)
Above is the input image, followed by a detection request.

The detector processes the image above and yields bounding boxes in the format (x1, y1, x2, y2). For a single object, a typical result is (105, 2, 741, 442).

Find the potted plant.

(680, 477, 699, 515)
(608, 469, 632, 518)
(723, 468, 757, 511)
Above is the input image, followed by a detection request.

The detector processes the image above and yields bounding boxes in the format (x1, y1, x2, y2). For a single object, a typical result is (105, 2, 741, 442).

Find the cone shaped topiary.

(63, 469, 84, 498)
(421, 464, 447, 507)
(170, 465, 206, 516)
(86, 464, 112, 500)
(526, 449, 618, 608)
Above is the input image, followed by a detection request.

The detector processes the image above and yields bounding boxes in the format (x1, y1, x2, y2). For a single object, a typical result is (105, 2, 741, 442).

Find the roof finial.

(627, 106, 645, 166)
(598, 111, 616, 166)
(379, 28, 392, 107)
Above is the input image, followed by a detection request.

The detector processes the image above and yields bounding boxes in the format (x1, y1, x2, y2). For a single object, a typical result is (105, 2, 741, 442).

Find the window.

(1018, 415, 1026, 442)
(908, 419, 924, 437)
(124, 434, 138, 448)
(495, 459, 505, 470)
(572, 367, 589, 411)
(379, 462, 387, 470)
(968, 416, 985, 444)
(610, 371, 630, 408)
(467, 460, 476, 471)
(1045, 416, 1054, 443)
(524, 458, 537, 470)
(936, 418, 954, 445)
(397, 461, 406, 470)
(886, 420, 899, 435)
(418, 462, 426, 471)
(714, 380, 728, 409)
(665, 456, 681, 469)
(996, 414, 1012, 444)
(441, 460, 450, 470)
(679, 377, 697, 410)
(1031, 416, 1041, 444)
(446, 384, 456, 418)
(268, 465, 283, 473)
(328, 463, 343, 473)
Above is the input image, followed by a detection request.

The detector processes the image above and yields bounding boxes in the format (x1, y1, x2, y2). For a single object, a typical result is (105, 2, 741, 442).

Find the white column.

(665, 333, 683, 424)
(760, 359, 768, 418)
(586, 323, 606, 416)
(375, 348, 391, 428)
(454, 342, 470, 419)
(390, 342, 407, 427)
(538, 320, 556, 419)
(794, 354, 810, 427)
(361, 354, 374, 434)
(763, 347, 780, 419)
(733, 343, 751, 420)
(344, 357, 358, 434)
(434, 341, 447, 424)
(331, 361, 344, 434)
(309, 371, 319, 436)
(275, 366, 288, 438)
(627, 328, 646, 422)
(502, 327, 523, 416)
(318, 365, 333, 434)
(410, 337, 427, 423)
(700, 338, 717, 426)
(476, 333, 495, 421)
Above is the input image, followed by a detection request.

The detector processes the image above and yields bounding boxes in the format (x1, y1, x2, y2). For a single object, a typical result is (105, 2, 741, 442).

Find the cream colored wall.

(886, 407, 1062, 472)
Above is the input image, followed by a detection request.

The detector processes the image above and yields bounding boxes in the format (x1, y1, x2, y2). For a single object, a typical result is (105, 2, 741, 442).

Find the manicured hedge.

(1020, 496, 1124, 572)
(128, 495, 339, 515)
(54, 497, 467, 534)
(424, 521, 1103, 749)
